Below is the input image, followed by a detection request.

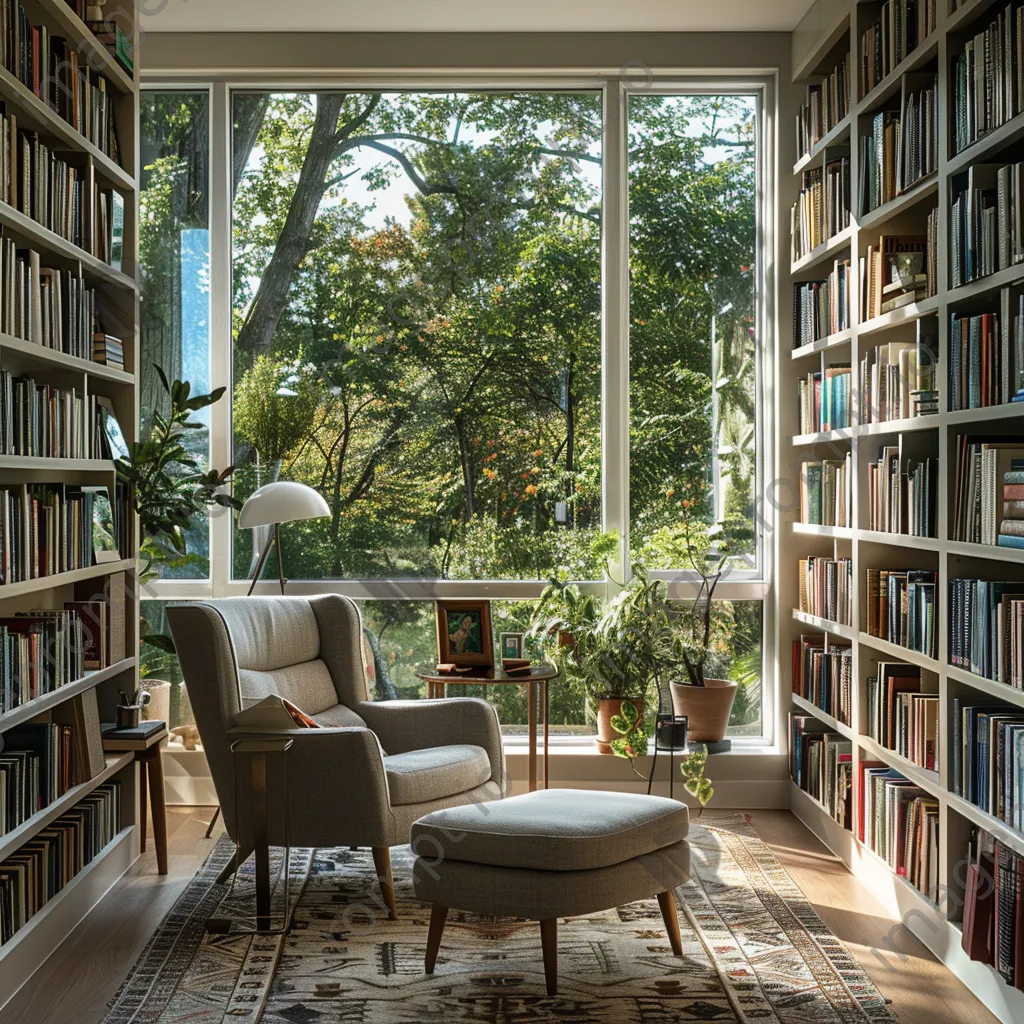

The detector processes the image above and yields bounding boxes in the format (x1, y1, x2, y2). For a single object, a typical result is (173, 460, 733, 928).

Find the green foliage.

(608, 699, 651, 776)
(679, 744, 714, 813)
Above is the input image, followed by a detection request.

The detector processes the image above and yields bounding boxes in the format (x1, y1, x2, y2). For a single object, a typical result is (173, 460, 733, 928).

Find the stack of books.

(860, 0, 937, 96)
(867, 446, 937, 537)
(950, 163, 1024, 287)
(899, 73, 938, 189)
(0, 608, 89, 713)
(0, 373, 102, 459)
(860, 110, 900, 212)
(952, 437, 1024, 542)
(950, 578, 1024, 685)
(866, 662, 938, 769)
(823, 150, 851, 240)
(92, 333, 124, 370)
(948, 311, 1011, 410)
(865, 567, 938, 658)
(952, 695, 1024, 833)
(790, 714, 853, 829)
(0, 780, 120, 945)
(952, 4, 1024, 156)
(792, 167, 823, 260)
(797, 364, 852, 432)
(791, 634, 853, 724)
(798, 455, 851, 527)
(798, 555, 853, 624)
(0, 3, 123, 165)
(860, 233, 932, 321)
(796, 55, 849, 161)
(860, 763, 939, 899)
(792, 259, 852, 347)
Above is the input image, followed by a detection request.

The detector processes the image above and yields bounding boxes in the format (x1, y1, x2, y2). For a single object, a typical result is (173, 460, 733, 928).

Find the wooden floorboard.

(0, 806, 998, 1024)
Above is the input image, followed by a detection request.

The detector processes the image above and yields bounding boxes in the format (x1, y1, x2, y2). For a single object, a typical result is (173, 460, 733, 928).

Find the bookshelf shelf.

(857, 734, 943, 799)
(856, 173, 938, 232)
(792, 692, 854, 738)
(37, 0, 135, 96)
(0, 753, 133, 863)
(791, 428, 853, 446)
(0, 334, 134, 385)
(945, 540, 1024, 564)
(946, 261, 1024, 303)
(857, 35, 939, 114)
(857, 295, 939, 335)
(945, 402, 1024, 427)
(945, 791, 1024, 860)
(0, 202, 136, 293)
(857, 633, 940, 672)
(946, 0, 1002, 35)
(945, 663, 1024, 708)
(792, 522, 852, 538)
(0, 658, 137, 735)
(856, 415, 938, 436)
(856, 530, 940, 551)
(791, 225, 854, 274)
(946, 108, 1024, 177)
(792, 608, 855, 639)
(793, 114, 853, 175)
(0, 558, 134, 600)
(0, 457, 115, 473)
(0, 64, 134, 193)
(790, 327, 853, 360)
(792, 2, 852, 82)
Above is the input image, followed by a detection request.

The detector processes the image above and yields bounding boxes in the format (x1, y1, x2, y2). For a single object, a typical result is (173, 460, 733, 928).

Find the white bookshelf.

(787, 3, 1024, 1021)
(0, 0, 141, 1008)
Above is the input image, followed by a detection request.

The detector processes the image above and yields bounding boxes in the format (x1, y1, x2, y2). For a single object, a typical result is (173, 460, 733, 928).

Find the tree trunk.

(231, 94, 269, 197)
(564, 357, 575, 528)
(453, 415, 475, 520)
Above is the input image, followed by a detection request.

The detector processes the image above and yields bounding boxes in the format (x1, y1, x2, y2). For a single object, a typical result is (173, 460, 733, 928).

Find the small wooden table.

(102, 726, 169, 875)
(416, 665, 557, 792)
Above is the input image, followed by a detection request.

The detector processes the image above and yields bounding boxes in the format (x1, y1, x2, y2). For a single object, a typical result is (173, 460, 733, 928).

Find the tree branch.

(349, 139, 459, 197)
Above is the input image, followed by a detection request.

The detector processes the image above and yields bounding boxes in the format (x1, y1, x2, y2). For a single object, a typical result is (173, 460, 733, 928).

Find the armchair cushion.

(383, 744, 491, 805)
(240, 661, 341, 716)
(314, 703, 369, 729)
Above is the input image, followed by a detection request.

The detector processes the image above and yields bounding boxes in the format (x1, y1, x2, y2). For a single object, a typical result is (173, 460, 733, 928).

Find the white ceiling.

(141, 0, 814, 34)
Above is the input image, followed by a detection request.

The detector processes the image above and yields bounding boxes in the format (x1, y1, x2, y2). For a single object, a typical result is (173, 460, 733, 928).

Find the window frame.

(139, 73, 777, 744)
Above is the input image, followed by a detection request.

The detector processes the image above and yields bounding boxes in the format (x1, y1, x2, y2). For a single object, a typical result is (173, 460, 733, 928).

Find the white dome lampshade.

(238, 481, 330, 530)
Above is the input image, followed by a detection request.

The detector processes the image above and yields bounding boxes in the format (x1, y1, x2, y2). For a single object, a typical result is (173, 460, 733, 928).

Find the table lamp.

(238, 481, 330, 595)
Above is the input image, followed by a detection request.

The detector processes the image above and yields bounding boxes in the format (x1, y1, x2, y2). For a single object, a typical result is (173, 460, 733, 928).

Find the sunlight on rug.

(103, 814, 895, 1023)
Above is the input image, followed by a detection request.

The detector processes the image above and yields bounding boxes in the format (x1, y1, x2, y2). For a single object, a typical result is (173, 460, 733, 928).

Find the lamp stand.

(247, 522, 287, 596)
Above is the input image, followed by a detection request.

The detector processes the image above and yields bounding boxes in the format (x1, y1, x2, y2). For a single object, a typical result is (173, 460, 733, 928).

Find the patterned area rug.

(104, 815, 896, 1023)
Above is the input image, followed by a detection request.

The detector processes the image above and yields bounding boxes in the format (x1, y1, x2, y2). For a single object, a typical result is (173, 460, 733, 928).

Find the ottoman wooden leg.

(372, 847, 398, 920)
(425, 904, 448, 973)
(658, 890, 683, 955)
(540, 918, 558, 995)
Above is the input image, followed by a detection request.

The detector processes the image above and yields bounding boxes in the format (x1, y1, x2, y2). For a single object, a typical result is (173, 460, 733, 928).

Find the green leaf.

(617, 700, 639, 726)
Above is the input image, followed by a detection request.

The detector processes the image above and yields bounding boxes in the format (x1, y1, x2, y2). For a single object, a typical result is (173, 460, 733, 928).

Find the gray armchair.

(167, 595, 504, 918)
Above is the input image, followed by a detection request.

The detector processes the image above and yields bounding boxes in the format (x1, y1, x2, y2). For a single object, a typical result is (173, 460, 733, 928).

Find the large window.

(139, 81, 771, 741)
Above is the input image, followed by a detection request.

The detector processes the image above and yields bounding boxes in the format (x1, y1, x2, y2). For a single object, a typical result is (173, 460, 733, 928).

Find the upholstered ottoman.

(410, 788, 690, 994)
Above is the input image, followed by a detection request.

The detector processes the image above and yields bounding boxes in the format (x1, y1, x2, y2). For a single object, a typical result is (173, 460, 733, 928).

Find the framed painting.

(435, 600, 493, 669)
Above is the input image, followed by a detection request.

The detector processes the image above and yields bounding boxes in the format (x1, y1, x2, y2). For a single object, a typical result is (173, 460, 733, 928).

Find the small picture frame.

(435, 601, 493, 669)
(84, 486, 121, 564)
(499, 631, 525, 662)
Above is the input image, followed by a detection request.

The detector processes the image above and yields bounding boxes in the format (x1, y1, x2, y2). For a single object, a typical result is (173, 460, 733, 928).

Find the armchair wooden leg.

(424, 904, 448, 973)
(657, 889, 683, 955)
(215, 844, 254, 886)
(540, 918, 558, 995)
(372, 847, 398, 920)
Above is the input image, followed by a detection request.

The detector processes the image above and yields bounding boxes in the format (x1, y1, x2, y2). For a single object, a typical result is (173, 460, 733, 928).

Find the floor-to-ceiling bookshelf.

(787, 3, 1024, 1023)
(0, 0, 140, 1010)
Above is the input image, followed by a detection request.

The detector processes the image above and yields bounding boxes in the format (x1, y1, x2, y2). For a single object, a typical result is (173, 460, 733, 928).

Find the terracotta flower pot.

(595, 696, 644, 754)
(669, 678, 737, 743)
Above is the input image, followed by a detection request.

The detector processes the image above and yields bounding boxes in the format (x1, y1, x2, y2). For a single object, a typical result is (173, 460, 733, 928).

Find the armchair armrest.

(357, 698, 505, 791)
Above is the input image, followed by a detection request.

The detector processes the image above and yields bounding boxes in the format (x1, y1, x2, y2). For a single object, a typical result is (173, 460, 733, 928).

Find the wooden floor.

(0, 806, 999, 1024)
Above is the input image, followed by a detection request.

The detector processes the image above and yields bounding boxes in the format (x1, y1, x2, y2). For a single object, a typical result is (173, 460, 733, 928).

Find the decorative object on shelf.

(434, 600, 494, 669)
(238, 481, 330, 595)
(498, 631, 525, 662)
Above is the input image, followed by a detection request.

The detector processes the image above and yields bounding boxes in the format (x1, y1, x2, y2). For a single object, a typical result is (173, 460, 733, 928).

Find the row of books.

(949, 578, 1024, 687)
(952, 3, 1024, 156)
(798, 455, 851, 528)
(0, 239, 100, 362)
(0, 483, 127, 584)
(950, 164, 1024, 288)
(952, 438, 1024, 545)
(866, 662, 938, 770)
(961, 828, 1024, 991)
(860, 763, 939, 899)
(798, 555, 853, 625)
(791, 634, 852, 725)
(0, 779, 120, 945)
(0, 373, 104, 459)
(859, 333, 937, 424)
(796, 56, 849, 162)
(864, 567, 938, 659)
(792, 260, 852, 348)
(791, 153, 850, 262)
(0, 2, 123, 166)
(797, 365, 852, 433)
(866, 448, 937, 538)
(0, 112, 124, 269)
(859, 231, 935, 323)
(947, 310, 1023, 411)
(859, 1, 936, 97)
(952, 695, 1024, 833)
(790, 714, 852, 830)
